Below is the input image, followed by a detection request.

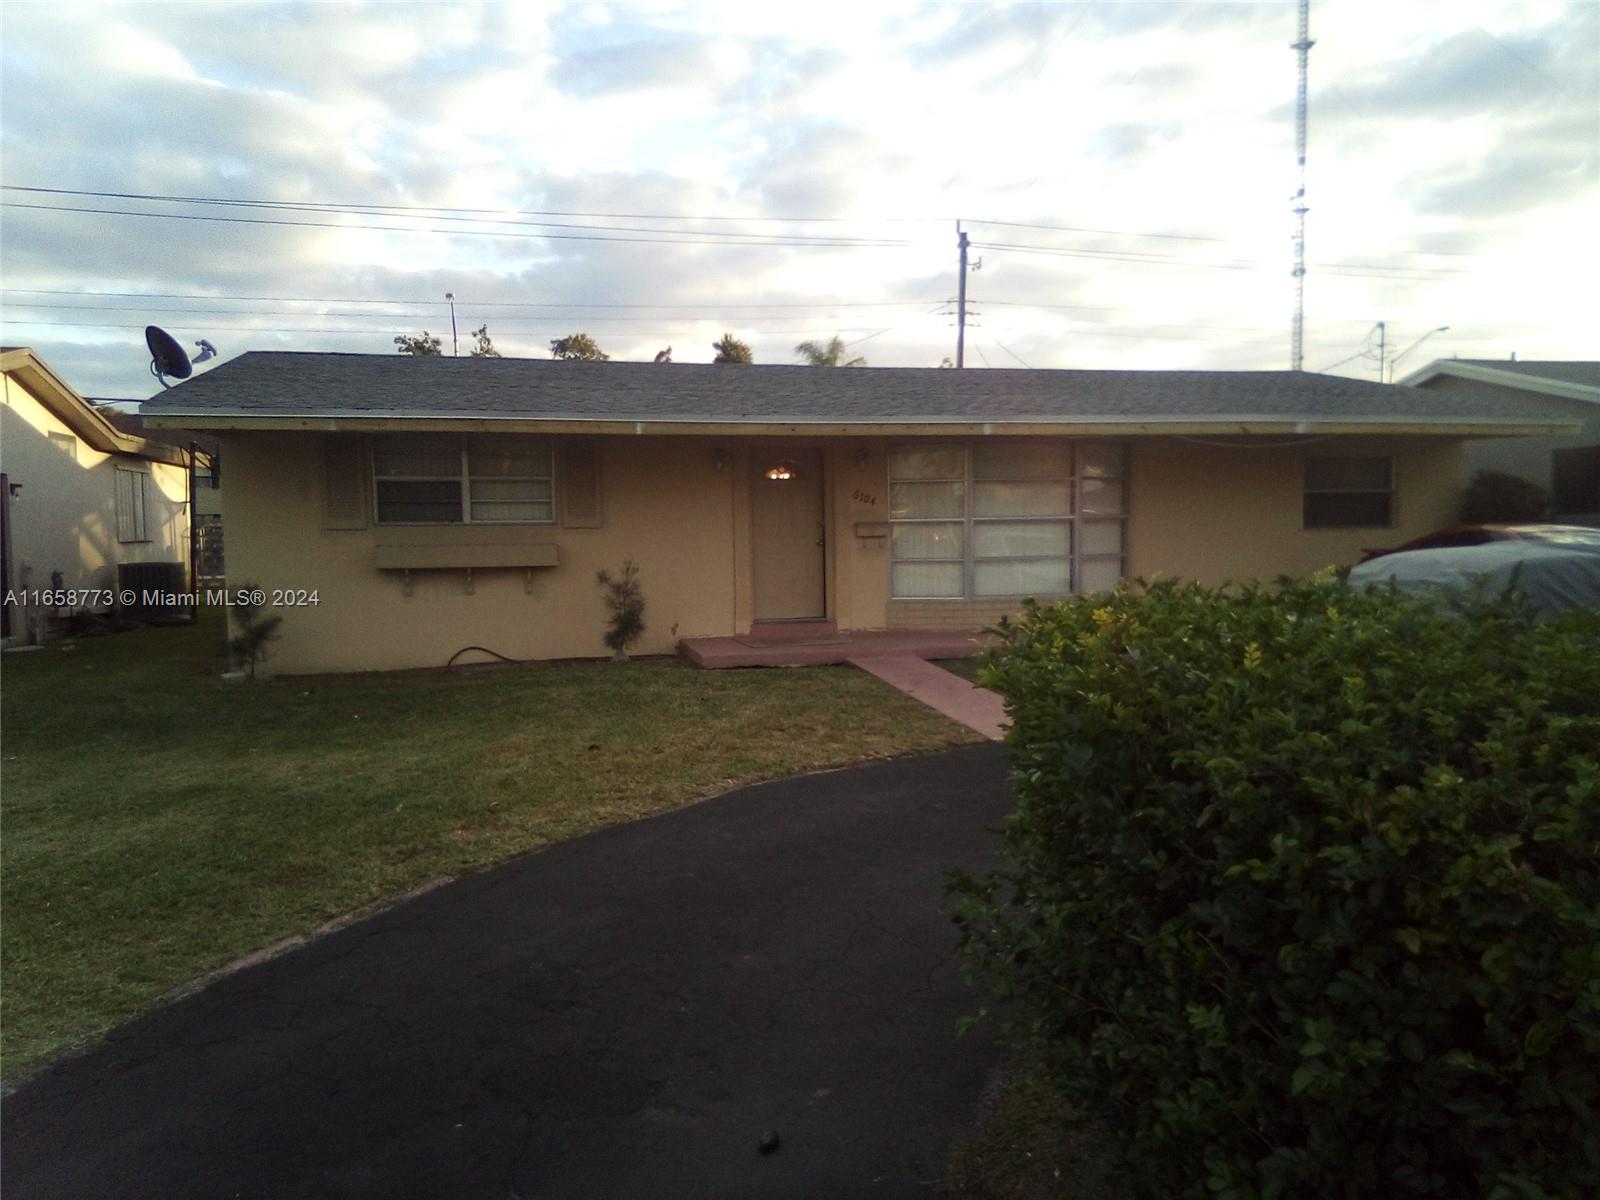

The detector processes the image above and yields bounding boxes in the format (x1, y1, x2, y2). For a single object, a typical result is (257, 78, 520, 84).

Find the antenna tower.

(1290, 0, 1314, 370)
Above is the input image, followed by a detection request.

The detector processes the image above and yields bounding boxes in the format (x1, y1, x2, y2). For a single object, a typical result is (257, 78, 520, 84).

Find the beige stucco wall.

(1125, 435, 1464, 584)
(225, 433, 743, 674)
(2, 372, 189, 641)
(220, 430, 1464, 674)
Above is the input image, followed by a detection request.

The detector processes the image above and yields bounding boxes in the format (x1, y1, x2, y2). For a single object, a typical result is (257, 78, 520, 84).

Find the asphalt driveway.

(2, 744, 1011, 1199)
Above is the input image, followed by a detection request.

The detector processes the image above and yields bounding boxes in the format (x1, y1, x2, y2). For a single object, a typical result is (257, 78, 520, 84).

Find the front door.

(751, 448, 825, 620)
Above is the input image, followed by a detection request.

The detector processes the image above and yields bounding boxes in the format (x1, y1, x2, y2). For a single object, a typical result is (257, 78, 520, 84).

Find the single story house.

(1400, 359, 1600, 525)
(1, 348, 192, 645)
(141, 352, 1580, 675)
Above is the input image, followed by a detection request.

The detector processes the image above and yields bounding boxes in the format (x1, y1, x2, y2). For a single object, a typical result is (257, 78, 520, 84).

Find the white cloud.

(0, 0, 1594, 397)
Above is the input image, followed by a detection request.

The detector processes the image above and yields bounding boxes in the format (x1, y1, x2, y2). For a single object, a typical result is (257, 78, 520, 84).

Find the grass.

(0, 608, 980, 1076)
(935, 657, 988, 684)
(944, 1070, 1127, 1200)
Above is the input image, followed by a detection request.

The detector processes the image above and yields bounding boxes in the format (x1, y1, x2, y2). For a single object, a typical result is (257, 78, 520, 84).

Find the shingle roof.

(1451, 360, 1600, 388)
(140, 351, 1582, 430)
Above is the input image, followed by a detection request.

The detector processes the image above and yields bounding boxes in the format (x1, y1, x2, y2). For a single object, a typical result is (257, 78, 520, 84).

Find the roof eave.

(1, 348, 189, 465)
(141, 412, 1585, 438)
(1400, 360, 1600, 404)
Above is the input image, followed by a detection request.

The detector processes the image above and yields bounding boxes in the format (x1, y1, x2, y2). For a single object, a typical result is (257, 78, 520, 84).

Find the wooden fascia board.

(142, 413, 1584, 438)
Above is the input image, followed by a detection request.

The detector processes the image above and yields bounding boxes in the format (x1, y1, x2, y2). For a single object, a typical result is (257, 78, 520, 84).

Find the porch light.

(764, 462, 797, 482)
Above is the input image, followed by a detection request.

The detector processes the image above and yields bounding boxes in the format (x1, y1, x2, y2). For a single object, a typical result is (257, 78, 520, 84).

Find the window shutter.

(323, 436, 368, 529)
(114, 469, 134, 542)
(132, 472, 147, 541)
(560, 439, 602, 528)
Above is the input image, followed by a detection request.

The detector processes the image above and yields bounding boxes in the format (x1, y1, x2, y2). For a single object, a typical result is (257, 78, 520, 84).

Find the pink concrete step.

(743, 619, 838, 642)
(848, 655, 1008, 741)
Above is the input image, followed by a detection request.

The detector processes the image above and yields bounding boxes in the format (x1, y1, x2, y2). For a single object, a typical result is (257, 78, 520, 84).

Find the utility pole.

(956, 224, 969, 368)
(445, 292, 458, 357)
(1375, 320, 1386, 381)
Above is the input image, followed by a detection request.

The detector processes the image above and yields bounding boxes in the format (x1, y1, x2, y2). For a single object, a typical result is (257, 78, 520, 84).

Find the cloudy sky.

(1, 0, 1595, 400)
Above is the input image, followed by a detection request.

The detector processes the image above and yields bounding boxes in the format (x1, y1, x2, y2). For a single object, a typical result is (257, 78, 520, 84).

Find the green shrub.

(227, 585, 282, 678)
(596, 560, 645, 660)
(1460, 470, 1551, 524)
(951, 578, 1600, 1199)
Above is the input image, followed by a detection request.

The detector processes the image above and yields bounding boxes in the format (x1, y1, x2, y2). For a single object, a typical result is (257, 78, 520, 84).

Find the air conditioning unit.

(117, 562, 191, 623)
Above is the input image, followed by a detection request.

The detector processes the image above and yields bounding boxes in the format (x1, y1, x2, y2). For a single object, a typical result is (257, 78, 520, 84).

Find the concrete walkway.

(2, 746, 1011, 1199)
(850, 656, 1009, 740)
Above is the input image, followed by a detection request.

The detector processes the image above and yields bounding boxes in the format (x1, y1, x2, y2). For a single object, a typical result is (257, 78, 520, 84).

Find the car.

(1348, 525, 1600, 618)
(1359, 523, 1600, 562)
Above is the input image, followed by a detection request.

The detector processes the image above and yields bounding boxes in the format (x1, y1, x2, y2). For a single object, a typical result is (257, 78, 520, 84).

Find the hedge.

(951, 577, 1600, 1199)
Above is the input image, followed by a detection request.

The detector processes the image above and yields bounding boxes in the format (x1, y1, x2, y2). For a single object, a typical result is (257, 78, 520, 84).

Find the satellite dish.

(146, 325, 192, 387)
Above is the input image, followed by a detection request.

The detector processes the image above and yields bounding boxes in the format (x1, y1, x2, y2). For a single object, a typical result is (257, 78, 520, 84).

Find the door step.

(744, 619, 837, 642)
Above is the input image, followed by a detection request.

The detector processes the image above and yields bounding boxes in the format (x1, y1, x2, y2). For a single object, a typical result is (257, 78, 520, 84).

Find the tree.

(712, 333, 752, 364)
(794, 336, 865, 367)
(1459, 469, 1549, 523)
(596, 560, 645, 661)
(549, 333, 609, 361)
(227, 586, 282, 679)
(468, 324, 501, 358)
(394, 331, 443, 356)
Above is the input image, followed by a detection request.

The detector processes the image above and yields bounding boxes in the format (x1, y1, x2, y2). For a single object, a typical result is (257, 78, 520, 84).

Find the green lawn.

(1, 610, 979, 1076)
(934, 657, 988, 684)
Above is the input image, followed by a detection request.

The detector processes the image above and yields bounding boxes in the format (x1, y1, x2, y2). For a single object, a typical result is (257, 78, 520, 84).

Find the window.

(372, 435, 554, 524)
(193, 452, 219, 489)
(1304, 456, 1393, 528)
(889, 442, 1126, 598)
(114, 467, 148, 542)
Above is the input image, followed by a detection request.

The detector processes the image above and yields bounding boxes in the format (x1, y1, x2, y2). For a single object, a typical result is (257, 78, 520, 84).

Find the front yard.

(0, 610, 979, 1075)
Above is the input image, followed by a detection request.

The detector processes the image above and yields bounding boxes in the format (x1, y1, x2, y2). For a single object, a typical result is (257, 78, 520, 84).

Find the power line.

(967, 217, 1228, 243)
(992, 339, 1035, 369)
(974, 238, 1470, 279)
(3, 186, 1487, 271)
(0, 302, 944, 325)
(0, 288, 938, 310)
(0, 201, 920, 249)
(3, 185, 912, 226)
(0, 317, 899, 337)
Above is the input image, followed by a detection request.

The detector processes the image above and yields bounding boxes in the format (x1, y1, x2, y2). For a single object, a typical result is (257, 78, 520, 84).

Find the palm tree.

(794, 336, 865, 367)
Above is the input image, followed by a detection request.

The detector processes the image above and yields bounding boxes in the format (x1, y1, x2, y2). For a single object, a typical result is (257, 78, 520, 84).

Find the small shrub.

(596, 560, 645, 660)
(951, 578, 1600, 1199)
(1460, 469, 1550, 524)
(227, 587, 282, 678)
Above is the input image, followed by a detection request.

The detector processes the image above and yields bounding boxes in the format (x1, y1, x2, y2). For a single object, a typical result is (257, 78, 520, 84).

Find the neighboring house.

(1, 348, 191, 644)
(98, 410, 225, 580)
(141, 352, 1580, 675)
(1400, 359, 1600, 526)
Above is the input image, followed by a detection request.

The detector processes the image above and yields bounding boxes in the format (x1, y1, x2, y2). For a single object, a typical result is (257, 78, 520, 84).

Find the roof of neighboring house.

(1400, 359, 1600, 404)
(1, 347, 188, 466)
(94, 407, 222, 457)
(140, 351, 1585, 437)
